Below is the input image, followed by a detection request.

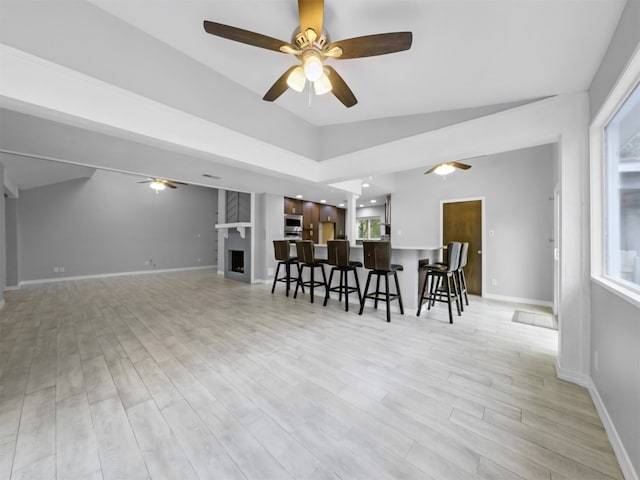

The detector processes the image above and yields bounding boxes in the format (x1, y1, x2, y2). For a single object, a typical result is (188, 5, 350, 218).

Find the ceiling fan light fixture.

(150, 180, 166, 191)
(303, 52, 323, 81)
(286, 66, 306, 92)
(434, 163, 456, 176)
(313, 72, 332, 95)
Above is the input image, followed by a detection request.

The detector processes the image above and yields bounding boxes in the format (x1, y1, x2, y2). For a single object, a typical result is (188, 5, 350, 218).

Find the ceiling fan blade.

(325, 66, 357, 108)
(138, 180, 152, 184)
(424, 165, 440, 175)
(263, 66, 298, 102)
(298, 0, 324, 37)
(164, 183, 178, 189)
(203, 21, 293, 53)
(451, 161, 472, 170)
(328, 32, 413, 59)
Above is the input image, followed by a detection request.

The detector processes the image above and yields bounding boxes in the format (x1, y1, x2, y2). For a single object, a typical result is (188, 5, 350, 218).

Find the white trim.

(587, 378, 640, 480)
(4, 285, 20, 291)
(590, 44, 640, 305)
(440, 196, 486, 297)
(17, 265, 216, 286)
(555, 360, 591, 387)
(484, 293, 553, 309)
(592, 276, 640, 308)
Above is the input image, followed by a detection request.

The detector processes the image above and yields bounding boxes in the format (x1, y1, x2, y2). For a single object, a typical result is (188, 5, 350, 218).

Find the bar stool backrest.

(295, 240, 315, 264)
(445, 242, 462, 273)
(363, 241, 391, 271)
(459, 242, 469, 269)
(327, 240, 350, 267)
(273, 240, 292, 262)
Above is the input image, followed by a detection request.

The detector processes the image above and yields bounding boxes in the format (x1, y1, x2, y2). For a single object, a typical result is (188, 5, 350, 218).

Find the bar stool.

(323, 240, 362, 311)
(294, 240, 328, 303)
(417, 242, 461, 324)
(358, 241, 404, 322)
(457, 242, 470, 310)
(271, 240, 302, 297)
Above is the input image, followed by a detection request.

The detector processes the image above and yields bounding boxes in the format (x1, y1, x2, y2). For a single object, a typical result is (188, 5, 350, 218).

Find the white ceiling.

(0, 0, 628, 203)
(88, 0, 626, 126)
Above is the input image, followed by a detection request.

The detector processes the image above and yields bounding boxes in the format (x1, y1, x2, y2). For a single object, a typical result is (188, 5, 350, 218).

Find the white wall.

(392, 144, 555, 304)
(588, 0, 640, 476)
(356, 205, 385, 220)
(0, 163, 5, 307)
(17, 169, 218, 282)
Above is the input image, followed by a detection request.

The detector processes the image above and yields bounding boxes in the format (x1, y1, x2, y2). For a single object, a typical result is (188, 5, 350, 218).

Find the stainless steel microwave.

(284, 214, 303, 238)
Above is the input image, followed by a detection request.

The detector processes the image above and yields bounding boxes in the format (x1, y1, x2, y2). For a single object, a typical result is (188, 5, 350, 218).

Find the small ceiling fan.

(424, 161, 472, 176)
(138, 178, 187, 191)
(203, 0, 412, 108)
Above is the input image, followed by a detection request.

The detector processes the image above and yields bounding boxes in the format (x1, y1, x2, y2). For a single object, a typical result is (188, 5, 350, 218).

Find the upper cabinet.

(336, 208, 346, 239)
(319, 204, 338, 223)
(284, 197, 303, 215)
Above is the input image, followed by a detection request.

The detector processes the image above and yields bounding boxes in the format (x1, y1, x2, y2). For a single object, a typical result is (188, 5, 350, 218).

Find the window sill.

(591, 276, 640, 309)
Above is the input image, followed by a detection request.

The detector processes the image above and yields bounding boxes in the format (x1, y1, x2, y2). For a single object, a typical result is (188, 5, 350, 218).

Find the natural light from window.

(357, 217, 381, 240)
(604, 83, 640, 290)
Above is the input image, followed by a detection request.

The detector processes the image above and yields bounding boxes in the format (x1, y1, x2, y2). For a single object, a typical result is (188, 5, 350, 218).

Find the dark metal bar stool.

(271, 240, 302, 297)
(294, 240, 328, 303)
(457, 242, 470, 310)
(323, 240, 362, 311)
(417, 241, 461, 323)
(358, 241, 404, 322)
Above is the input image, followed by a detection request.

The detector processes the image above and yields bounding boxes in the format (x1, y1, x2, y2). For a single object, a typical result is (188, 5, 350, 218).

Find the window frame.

(356, 216, 382, 241)
(590, 46, 640, 307)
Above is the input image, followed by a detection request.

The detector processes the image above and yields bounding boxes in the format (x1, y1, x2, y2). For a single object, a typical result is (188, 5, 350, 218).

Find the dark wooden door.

(443, 200, 482, 295)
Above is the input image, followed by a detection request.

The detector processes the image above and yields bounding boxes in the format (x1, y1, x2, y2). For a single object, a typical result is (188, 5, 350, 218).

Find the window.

(604, 84, 640, 290)
(357, 217, 381, 240)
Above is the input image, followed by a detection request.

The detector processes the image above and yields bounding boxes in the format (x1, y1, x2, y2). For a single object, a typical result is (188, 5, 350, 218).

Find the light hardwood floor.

(0, 269, 623, 479)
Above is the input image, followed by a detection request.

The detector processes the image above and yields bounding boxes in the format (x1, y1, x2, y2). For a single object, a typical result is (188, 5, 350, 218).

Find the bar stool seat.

(271, 240, 302, 297)
(294, 240, 328, 303)
(358, 241, 404, 322)
(323, 240, 362, 311)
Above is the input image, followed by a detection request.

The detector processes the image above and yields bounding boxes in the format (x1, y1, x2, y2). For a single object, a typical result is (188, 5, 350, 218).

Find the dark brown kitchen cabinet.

(336, 208, 346, 239)
(303, 201, 319, 244)
(319, 205, 338, 223)
(284, 197, 302, 215)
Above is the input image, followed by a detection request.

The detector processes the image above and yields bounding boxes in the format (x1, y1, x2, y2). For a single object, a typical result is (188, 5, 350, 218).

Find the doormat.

(512, 310, 557, 330)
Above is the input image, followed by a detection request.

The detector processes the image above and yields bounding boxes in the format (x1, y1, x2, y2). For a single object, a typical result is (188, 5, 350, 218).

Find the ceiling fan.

(424, 161, 472, 176)
(138, 178, 187, 191)
(203, 0, 412, 108)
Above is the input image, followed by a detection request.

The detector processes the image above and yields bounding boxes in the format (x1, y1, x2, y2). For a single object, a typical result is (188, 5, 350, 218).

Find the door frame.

(440, 197, 486, 298)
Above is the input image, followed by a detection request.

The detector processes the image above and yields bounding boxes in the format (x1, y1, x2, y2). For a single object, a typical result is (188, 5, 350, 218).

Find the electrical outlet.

(197, 258, 202, 263)
(491, 278, 498, 286)
(59, 267, 65, 273)
(54, 267, 59, 273)
(267, 267, 274, 276)
(144, 260, 150, 266)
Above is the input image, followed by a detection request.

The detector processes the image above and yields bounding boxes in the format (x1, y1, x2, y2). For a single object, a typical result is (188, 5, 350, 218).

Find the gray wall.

(0, 163, 5, 306)
(589, 0, 640, 118)
(588, 0, 640, 475)
(392, 144, 555, 303)
(5, 198, 19, 287)
(17, 169, 218, 281)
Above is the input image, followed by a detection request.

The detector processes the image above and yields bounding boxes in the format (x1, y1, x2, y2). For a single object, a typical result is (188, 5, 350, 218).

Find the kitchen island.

(297, 243, 445, 311)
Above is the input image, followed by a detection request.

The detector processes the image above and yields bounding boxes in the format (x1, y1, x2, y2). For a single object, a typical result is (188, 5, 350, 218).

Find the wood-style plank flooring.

(0, 269, 623, 479)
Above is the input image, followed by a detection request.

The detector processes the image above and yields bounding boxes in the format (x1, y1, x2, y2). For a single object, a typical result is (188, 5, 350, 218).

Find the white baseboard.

(556, 361, 638, 480)
(4, 285, 20, 291)
(555, 361, 592, 388)
(587, 378, 639, 480)
(484, 293, 553, 309)
(17, 265, 217, 287)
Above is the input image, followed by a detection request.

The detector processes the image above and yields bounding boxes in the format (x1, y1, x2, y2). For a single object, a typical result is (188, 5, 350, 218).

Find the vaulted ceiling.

(0, 0, 628, 203)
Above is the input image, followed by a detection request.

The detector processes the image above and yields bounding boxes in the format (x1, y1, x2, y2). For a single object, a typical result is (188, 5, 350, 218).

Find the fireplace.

(230, 250, 244, 273)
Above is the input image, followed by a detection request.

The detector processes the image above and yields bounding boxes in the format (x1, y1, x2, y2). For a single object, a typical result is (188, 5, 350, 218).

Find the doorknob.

(477, 250, 482, 255)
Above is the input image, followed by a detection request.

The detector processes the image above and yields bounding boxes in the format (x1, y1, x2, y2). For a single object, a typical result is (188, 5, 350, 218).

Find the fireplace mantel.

(215, 222, 252, 239)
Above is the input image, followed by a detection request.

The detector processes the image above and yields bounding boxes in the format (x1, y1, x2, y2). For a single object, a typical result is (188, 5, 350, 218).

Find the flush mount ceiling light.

(203, 0, 412, 108)
(424, 161, 472, 176)
(296, 194, 304, 199)
(361, 183, 370, 188)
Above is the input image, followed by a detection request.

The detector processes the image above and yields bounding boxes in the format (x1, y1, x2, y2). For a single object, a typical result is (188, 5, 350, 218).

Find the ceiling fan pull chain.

(308, 82, 313, 108)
